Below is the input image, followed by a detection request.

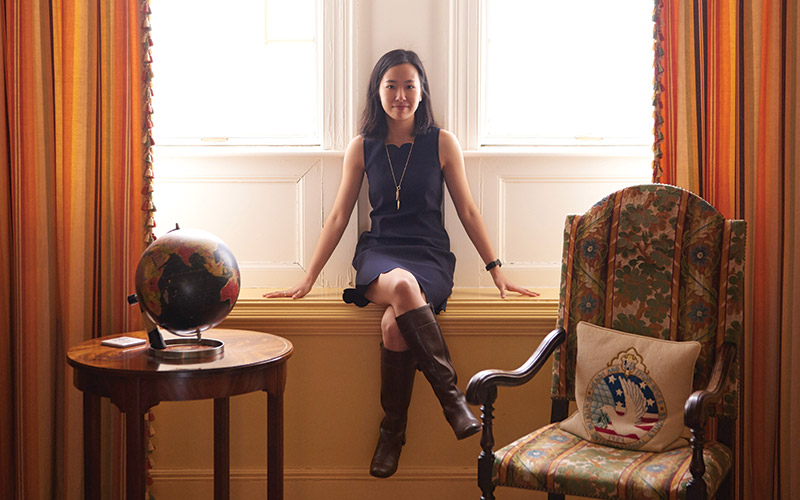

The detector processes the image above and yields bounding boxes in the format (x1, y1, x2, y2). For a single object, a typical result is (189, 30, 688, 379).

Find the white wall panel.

(446, 153, 652, 289)
(152, 150, 357, 288)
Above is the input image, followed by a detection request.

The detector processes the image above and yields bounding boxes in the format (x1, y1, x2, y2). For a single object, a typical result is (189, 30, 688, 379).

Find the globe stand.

(127, 295, 226, 361)
(147, 326, 167, 350)
(148, 329, 225, 361)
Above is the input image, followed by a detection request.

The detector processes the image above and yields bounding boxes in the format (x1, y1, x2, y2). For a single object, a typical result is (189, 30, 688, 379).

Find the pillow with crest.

(560, 321, 701, 452)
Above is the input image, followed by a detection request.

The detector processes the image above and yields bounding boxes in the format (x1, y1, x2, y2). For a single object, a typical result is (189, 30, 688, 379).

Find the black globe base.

(147, 327, 167, 350)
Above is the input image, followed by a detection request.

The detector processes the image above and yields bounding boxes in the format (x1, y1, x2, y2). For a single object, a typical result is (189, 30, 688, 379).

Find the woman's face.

(378, 63, 422, 125)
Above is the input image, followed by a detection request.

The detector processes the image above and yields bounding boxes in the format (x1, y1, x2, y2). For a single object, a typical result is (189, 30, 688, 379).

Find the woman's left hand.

(490, 267, 539, 299)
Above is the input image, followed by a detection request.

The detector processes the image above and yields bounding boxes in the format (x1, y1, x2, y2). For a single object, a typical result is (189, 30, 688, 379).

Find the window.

(482, 0, 654, 146)
(150, 0, 321, 145)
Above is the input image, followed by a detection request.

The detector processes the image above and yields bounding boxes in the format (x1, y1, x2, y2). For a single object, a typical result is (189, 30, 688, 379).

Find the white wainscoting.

(153, 146, 651, 290)
(152, 147, 357, 289)
(448, 150, 652, 288)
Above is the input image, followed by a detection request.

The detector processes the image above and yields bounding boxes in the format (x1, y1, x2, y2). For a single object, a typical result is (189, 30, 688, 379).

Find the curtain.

(0, 1, 154, 499)
(654, 0, 800, 498)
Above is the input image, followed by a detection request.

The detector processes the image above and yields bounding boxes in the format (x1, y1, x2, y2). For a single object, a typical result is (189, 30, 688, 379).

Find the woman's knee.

(365, 268, 426, 314)
(383, 269, 422, 300)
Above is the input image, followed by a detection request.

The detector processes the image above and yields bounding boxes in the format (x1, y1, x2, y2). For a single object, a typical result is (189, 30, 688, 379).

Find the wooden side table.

(67, 328, 293, 500)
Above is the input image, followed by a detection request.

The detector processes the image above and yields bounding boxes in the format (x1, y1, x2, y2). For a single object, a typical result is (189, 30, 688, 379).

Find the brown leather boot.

(369, 345, 416, 478)
(395, 304, 481, 440)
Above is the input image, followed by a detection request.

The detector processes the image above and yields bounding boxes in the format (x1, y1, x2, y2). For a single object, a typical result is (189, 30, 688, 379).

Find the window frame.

(449, 0, 654, 152)
(320, 0, 355, 150)
(151, 0, 354, 150)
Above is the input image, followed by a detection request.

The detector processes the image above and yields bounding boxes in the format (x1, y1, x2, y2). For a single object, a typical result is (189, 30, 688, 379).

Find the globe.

(134, 227, 241, 336)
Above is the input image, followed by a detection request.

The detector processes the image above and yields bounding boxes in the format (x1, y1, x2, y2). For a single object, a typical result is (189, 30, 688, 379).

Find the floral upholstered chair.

(466, 184, 745, 500)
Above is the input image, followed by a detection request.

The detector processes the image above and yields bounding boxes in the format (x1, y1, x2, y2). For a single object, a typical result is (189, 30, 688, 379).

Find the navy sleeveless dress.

(343, 127, 456, 313)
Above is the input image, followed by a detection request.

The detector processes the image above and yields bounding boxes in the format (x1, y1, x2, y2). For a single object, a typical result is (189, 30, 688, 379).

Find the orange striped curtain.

(654, 0, 800, 498)
(653, 0, 738, 216)
(0, 1, 154, 499)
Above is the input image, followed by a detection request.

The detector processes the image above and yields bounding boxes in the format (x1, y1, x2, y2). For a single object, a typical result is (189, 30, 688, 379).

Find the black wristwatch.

(485, 259, 502, 271)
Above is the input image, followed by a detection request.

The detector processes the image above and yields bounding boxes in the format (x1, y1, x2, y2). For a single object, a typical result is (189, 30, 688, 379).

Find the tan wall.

(148, 288, 571, 499)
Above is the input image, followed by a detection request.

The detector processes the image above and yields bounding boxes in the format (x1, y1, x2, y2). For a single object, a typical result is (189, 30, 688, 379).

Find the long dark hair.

(359, 49, 437, 139)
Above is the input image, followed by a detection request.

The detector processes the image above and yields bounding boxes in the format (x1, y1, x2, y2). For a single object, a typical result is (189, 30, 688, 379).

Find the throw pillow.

(560, 321, 701, 452)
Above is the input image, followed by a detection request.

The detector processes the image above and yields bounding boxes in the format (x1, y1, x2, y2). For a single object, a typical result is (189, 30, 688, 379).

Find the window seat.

(222, 287, 560, 336)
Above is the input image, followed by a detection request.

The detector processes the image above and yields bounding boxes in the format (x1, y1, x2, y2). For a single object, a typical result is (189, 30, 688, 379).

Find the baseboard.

(149, 466, 483, 499)
(150, 465, 475, 482)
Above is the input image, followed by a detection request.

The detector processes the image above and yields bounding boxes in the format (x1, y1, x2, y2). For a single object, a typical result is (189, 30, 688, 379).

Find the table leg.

(83, 393, 101, 500)
(125, 391, 146, 499)
(267, 388, 284, 500)
(214, 397, 230, 500)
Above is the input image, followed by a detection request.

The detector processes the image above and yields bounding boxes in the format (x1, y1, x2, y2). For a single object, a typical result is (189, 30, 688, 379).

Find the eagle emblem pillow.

(560, 322, 701, 452)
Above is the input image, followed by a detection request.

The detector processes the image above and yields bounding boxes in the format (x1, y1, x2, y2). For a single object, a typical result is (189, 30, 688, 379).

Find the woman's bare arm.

(264, 136, 365, 299)
(439, 130, 538, 298)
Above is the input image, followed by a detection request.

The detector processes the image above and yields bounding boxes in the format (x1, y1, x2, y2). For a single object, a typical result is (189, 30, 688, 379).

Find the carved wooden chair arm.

(683, 341, 737, 500)
(684, 341, 736, 430)
(466, 327, 566, 406)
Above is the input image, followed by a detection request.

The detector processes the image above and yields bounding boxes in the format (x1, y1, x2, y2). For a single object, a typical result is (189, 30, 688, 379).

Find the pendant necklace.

(384, 141, 415, 210)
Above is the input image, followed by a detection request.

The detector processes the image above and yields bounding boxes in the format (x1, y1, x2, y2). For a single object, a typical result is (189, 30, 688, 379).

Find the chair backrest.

(551, 184, 745, 420)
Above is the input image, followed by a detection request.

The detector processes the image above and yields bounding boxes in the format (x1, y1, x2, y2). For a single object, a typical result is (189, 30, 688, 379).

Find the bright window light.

(483, 0, 654, 146)
(150, 0, 319, 145)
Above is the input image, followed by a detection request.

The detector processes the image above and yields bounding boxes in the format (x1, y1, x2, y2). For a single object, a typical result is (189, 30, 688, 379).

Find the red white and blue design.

(583, 347, 666, 449)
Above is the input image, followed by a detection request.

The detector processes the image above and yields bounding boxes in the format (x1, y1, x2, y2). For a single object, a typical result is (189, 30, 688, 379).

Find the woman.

(265, 49, 537, 478)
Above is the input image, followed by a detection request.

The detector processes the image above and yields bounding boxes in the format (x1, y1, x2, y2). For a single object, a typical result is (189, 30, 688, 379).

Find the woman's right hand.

(263, 276, 314, 300)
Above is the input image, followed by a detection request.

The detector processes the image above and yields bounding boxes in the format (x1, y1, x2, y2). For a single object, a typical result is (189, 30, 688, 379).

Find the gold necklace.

(384, 141, 415, 210)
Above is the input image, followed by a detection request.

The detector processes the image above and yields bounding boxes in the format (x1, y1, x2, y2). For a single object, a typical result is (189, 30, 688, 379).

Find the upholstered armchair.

(466, 184, 745, 500)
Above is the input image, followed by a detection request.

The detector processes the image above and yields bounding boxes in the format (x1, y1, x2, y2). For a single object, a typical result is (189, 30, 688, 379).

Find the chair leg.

(548, 494, 565, 500)
(477, 449, 495, 500)
(686, 426, 708, 500)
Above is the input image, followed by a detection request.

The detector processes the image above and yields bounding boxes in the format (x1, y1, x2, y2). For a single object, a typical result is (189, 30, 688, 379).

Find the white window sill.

(221, 287, 560, 336)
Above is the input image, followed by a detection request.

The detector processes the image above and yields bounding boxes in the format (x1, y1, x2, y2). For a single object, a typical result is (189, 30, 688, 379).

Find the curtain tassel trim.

(140, 0, 156, 248)
(651, 0, 666, 182)
(141, 3, 157, 495)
